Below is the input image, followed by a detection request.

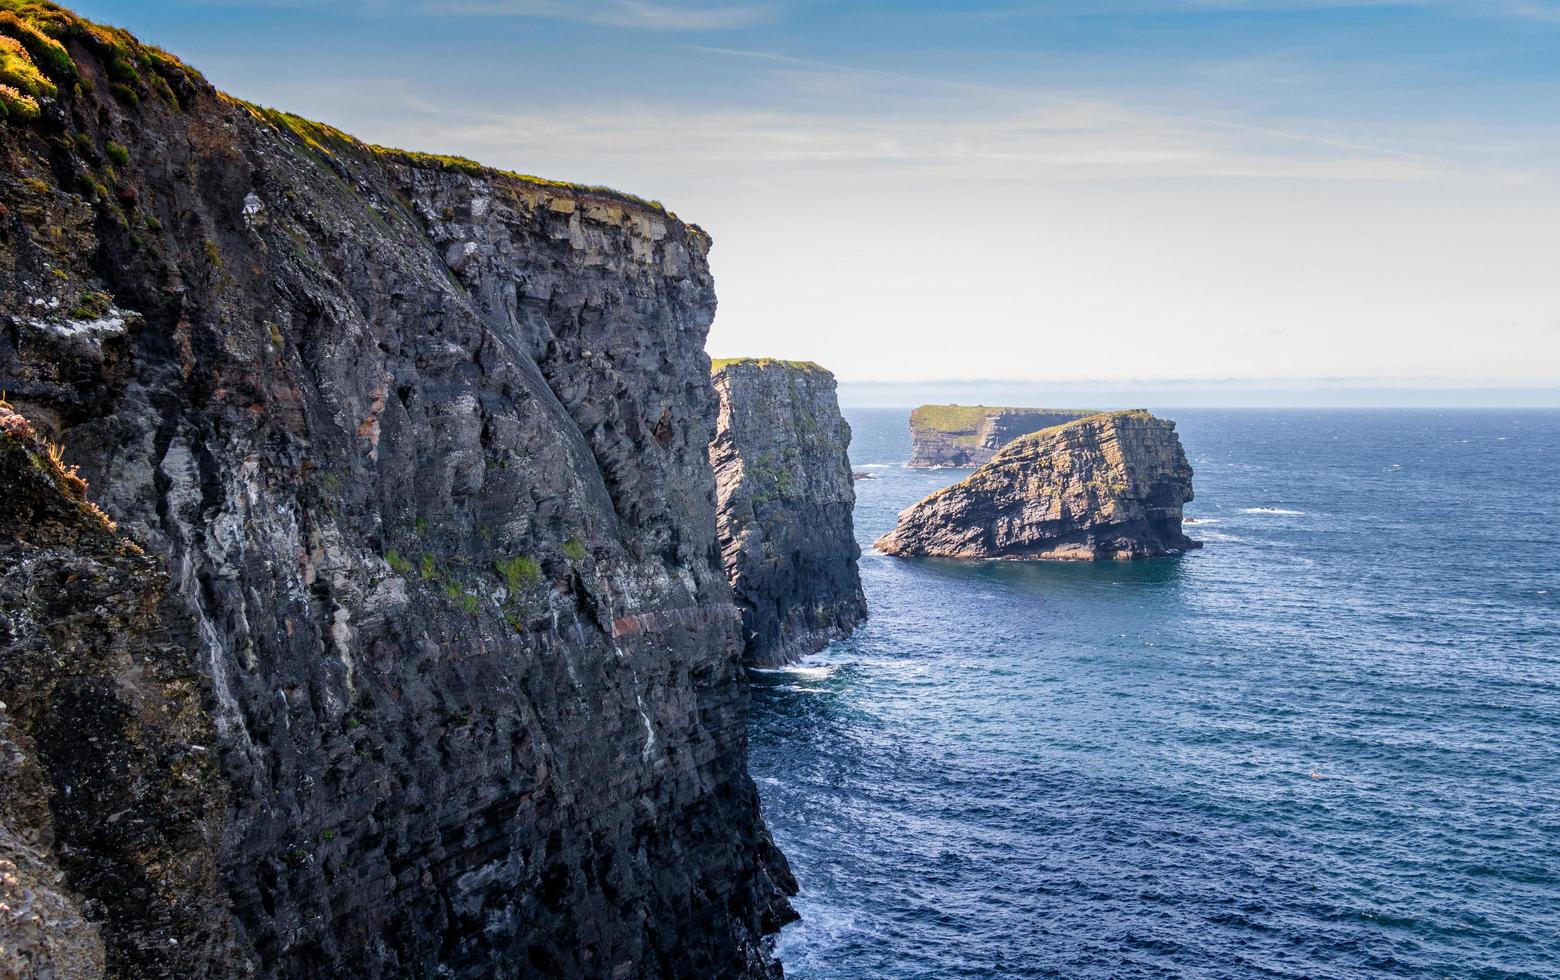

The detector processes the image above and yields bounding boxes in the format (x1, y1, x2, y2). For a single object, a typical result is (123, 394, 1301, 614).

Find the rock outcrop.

(908, 405, 1096, 468)
(0, 4, 793, 976)
(0, 404, 244, 978)
(877, 410, 1199, 560)
(710, 358, 866, 666)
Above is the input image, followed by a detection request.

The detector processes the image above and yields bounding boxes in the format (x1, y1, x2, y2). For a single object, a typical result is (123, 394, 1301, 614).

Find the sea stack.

(908, 405, 1097, 467)
(877, 410, 1199, 560)
(711, 358, 867, 666)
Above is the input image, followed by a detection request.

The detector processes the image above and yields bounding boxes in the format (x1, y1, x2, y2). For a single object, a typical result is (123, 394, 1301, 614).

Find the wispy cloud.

(424, 0, 778, 29)
(403, 101, 1484, 187)
(684, 44, 1465, 170)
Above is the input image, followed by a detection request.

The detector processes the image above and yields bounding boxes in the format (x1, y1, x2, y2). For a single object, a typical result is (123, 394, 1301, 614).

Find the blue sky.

(70, 1, 1560, 389)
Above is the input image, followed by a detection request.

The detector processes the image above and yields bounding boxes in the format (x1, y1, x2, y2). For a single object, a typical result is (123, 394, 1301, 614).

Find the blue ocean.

(749, 409, 1560, 978)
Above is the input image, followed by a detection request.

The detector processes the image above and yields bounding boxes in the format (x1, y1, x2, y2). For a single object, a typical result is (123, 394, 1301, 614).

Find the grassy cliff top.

(999, 408, 1156, 447)
(711, 357, 830, 375)
(0, 0, 672, 216)
(248, 106, 669, 215)
(910, 404, 1096, 434)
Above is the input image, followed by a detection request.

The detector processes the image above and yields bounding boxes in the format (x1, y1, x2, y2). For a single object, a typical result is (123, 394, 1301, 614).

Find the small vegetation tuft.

(70, 289, 110, 319)
(384, 549, 413, 576)
(495, 555, 541, 593)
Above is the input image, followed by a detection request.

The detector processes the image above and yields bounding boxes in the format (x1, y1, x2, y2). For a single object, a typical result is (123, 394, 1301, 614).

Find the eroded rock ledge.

(0, 3, 793, 975)
(877, 410, 1200, 561)
(908, 405, 1096, 468)
(711, 358, 866, 666)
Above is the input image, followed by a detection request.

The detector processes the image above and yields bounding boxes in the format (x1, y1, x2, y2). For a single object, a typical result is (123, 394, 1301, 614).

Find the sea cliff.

(0, 3, 793, 975)
(908, 405, 1096, 468)
(878, 410, 1199, 560)
(710, 358, 866, 666)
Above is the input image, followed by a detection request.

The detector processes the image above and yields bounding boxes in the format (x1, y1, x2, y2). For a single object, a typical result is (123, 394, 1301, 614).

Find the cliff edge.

(877, 410, 1199, 560)
(0, 2, 792, 975)
(710, 358, 866, 666)
(908, 405, 1097, 468)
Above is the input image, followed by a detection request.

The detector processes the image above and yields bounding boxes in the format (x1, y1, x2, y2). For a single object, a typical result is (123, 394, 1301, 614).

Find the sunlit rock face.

(908, 405, 1097, 468)
(710, 359, 867, 667)
(878, 411, 1199, 561)
(0, 5, 793, 976)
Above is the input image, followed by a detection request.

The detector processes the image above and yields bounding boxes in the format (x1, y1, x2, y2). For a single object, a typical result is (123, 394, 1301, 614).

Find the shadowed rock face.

(0, 405, 242, 978)
(877, 411, 1199, 561)
(710, 359, 866, 666)
(0, 4, 793, 976)
(908, 406, 1097, 468)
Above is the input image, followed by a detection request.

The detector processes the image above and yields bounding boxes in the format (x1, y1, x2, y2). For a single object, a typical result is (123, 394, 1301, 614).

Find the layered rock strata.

(0, 4, 793, 976)
(710, 358, 866, 666)
(877, 410, 1199, 560)
(908, 405, 1095, 468)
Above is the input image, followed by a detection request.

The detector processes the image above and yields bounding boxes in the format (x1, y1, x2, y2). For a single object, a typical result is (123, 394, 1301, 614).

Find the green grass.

(0, 34, 53, 98)
(70, 289, 110, 319)
(562, 537, 587, 562)
(104, 139, 128, 166)
(495, 555, 541, 593)
(710, 356, 829, 374)
(910, 404, 1098, 435)
(384, 549, 413, 576)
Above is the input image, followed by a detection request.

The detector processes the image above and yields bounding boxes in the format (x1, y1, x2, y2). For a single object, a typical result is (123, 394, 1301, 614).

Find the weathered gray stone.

(908, 405, 1096, 468)
(878, 410, 1199, 561)
(0, 7, 794, 977)
(710, 359, 866, 666)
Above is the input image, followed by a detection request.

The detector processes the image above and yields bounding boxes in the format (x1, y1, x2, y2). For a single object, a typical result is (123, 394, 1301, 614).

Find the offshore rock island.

(908, 405, 1096, 468)
(0, 3, 794, 976)
(711, 358, 866, 666)
(877, 410, 1200, 561)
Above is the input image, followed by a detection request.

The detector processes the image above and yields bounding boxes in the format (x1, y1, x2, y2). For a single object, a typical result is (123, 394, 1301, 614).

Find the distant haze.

(838, 379, 1560, 409)
(74, 0, 1560, 395)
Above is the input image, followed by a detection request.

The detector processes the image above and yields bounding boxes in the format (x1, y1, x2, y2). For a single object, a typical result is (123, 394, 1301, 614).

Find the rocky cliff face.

(877, 410, 1199, 560)
(0, 404, 243, 978)
(908, 405, 1096, 468)
(710, 359, 865, 666)
(0, 3, 792, 976)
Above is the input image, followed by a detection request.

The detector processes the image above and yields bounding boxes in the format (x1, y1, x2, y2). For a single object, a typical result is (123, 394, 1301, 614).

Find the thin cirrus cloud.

(420, 103, 1473, 186)
(423, 0, 780, 29)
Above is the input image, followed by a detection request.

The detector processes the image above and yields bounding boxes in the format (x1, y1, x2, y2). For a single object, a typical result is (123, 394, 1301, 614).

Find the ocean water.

(749, 409, 1560, 979)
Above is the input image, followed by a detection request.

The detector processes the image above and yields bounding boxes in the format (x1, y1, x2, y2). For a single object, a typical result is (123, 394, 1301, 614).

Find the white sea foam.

(859, 463, 892, 469)
(750, 664, 838, 681)
(1239, 507, 1305, 516)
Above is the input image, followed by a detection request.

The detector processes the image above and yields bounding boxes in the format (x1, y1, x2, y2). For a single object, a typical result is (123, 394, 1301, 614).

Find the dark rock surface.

(877, 410, 1199, 560)
(710, 359, 866, 666)
(908, 405, 1096, 468)
(0, 404, 243, 978)
(0, 4, 793, 976)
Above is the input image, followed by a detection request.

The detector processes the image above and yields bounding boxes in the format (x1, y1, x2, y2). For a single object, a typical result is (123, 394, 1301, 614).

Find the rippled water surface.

(749, 409, 1560, 979)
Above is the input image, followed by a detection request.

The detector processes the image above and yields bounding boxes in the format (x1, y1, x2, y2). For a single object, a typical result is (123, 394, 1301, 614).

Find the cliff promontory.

(877, 410, 1199, 560)
(0, 3, 792, 975)
(908, 405, 1096, 468)
(710, 358, 866, 666)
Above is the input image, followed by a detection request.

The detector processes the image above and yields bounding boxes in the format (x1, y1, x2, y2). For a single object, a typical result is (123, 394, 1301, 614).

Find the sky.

(70, 0, 1560, 397)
